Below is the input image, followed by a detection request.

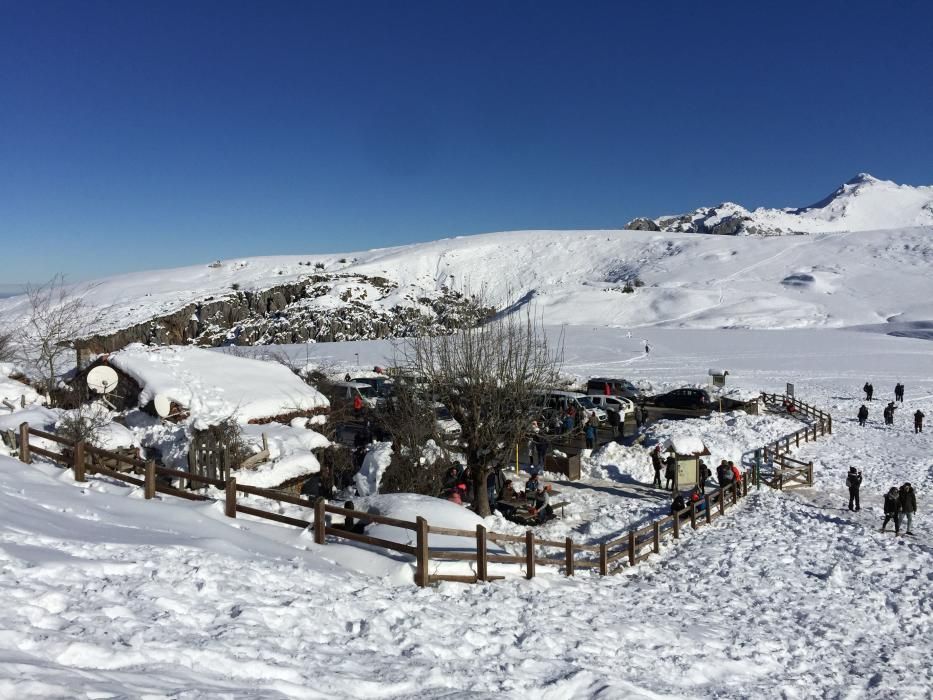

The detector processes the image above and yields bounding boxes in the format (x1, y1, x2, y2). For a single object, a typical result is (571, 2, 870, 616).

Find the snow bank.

(108, 344, 329, 428)
(353, 442, 393, 496)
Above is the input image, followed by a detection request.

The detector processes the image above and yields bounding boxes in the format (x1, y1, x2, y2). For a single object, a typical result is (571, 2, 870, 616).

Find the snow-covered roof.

(108, 344, 329, 429)
(667, 434, 706, 456)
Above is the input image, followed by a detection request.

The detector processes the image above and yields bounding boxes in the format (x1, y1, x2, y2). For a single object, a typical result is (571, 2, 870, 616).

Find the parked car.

(534, 390, 608, 423)
(352, 376, 394, 398)
(649, 388, 712, 410)
(586, 394, 634, 416)
(433, 402, 462, 437)
(330, 381, 379, 409)
(587, 377, 643, 400)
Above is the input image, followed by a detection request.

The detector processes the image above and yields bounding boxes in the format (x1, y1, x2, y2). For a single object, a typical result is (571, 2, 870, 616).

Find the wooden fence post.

(416, 516, 429, 587)
(731, 481, 738, 505)
(652, 522, 660, 554)
(476, 524, 487, 582)
(314, 498, 326, 544)
(628, 530, 636, 566)
(565, 537, 574, 577)
(690, 503, 697, 530)
(18, 422, 30, 463)
(827, 415, 832, 435)
(795, 431, 800, 447)
(719, 491, 725, 516)
(705, 496, 713, 524)
(225, 478, 237, 518)
(808, 461, 814, 486)
(144, 460, 156, 499)
(525, 530, 535, 580)
(72, 441, 86, 482)
(673, 511, 680, 539)
(599, 543, 608, 576)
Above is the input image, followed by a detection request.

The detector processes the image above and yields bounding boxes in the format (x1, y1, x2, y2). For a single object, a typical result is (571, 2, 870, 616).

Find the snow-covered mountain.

(2, 176, 932, 352)
(626, 173, 933, 235)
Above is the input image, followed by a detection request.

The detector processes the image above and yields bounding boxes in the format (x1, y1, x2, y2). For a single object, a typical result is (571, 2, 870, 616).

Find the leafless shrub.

(0, 329, 13, 363)
(56, 404, 113, 446)
(15, 274, 99, 401)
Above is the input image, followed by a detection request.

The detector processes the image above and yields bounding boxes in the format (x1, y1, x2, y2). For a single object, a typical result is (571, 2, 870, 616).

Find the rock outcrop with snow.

(626, 174, 933, 236)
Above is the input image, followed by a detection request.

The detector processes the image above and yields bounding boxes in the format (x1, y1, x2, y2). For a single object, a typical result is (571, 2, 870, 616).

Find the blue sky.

(1, 0, 931, 283)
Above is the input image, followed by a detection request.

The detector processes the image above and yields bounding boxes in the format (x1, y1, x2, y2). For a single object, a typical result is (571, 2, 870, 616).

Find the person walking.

(607, 407, 622, 440)
(585, 421, 597, 450)
(898, 483, 916, 535)
(846, 467, 862, 511)
(882, 487, 901, 534)
(864, 382, 874, 401)
(915, 410, 925, 434)
(634, 403, 645, 431)
(650, 445, 663, 488)
(645, 342, 650, 355)
(894, 383, 904, 403)
(535, 433, 549, 469)
(857, 404, 869, 426)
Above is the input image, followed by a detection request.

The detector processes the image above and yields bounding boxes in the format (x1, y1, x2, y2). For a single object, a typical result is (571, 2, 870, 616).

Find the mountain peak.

(845, 173, 880, 186)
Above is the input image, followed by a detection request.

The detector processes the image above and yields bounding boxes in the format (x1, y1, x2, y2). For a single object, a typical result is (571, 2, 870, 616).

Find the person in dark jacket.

(698, 459, 710, 494)
(864, 382, 873, 401)
(894, 382, 904, 402)
(882, 487, 901, 534)
(883, 402, 896, 426)
(716, 459, 731, 488)
(664, 454, 677, 492)
(671, 492, 686, 515)
(846, 467, 862, 511)
(898, 483, 916, 535)
(650, 445, 663, 488)
(915, 410, 925, 434)
(607, 407, 622, 439)
(857, 404, 869, 427)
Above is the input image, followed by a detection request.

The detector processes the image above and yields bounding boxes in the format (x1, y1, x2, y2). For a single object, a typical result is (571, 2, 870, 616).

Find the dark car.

(587, 377, 642, 400)
(650, 388, 712, 410)
(352, 376, 394, 398)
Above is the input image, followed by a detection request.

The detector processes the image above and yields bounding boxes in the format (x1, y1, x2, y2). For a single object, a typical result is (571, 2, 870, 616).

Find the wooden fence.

(755, 392, 830, 489)
(14, 420, 756, 587)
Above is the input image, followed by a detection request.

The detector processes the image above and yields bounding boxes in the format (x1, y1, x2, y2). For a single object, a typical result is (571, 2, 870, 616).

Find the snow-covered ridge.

(1, 175, 933, 346)
(626, 173, 933, 235)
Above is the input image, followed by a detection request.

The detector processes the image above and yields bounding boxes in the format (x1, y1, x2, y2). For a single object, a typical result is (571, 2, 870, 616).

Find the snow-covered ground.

(2, 326, 932, 698)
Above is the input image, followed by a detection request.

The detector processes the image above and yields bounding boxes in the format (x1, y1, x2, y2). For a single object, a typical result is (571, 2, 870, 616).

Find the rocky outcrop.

(78, 274, 493, 353)
(624, 217, 661, 231)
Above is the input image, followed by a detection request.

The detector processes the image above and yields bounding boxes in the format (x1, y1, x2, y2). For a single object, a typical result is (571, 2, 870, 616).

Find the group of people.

(442, 465, 475, 505)
(651, 445, 737, 496)
(846, 467, 918, 535)
(858, 382, 924, 432)
(670, 485, 707, 515)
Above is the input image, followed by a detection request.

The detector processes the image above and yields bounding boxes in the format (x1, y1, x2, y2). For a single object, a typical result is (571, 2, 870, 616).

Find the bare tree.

(56, 404, 114, 447)
(0, 329, 13, 363)
(403, 308, 562, 516)
(376, 378, 449, 495)
(15, 275, 91, 400)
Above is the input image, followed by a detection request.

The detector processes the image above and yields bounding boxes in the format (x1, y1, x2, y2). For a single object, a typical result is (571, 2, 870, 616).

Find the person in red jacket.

(729, 461, 742, 488)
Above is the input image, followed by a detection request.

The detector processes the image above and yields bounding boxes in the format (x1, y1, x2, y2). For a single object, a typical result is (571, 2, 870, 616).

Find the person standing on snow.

(864, 382, 874, 401)
(857, 404, 869, 426)
(882, 487, 901, 534)
(664, 454, 677, 492)
(894, 383, 904, 403)
(883, 402, 896, 426)
(915, 410, 925, 434)
(898, 483, 916, 535)
(846, 467, 862, 511)
(651, 445, 663, 488)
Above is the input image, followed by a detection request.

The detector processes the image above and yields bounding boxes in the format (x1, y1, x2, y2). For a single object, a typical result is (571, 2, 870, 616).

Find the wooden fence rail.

(12, 395, 826, 588)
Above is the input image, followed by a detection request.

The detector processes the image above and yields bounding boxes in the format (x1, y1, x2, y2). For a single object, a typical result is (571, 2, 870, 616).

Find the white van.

(586, 394, 635, 417)
(331, 381, 378, 409)
(535, 390, 608, 423)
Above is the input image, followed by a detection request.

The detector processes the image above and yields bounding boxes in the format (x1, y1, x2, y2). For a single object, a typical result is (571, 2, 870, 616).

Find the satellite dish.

(153, 394, 172, 418)
(87, 366, 119, 394)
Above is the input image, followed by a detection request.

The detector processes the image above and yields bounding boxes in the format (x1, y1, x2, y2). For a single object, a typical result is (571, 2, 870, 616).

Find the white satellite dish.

(86, 366, 119, 394)
(153, 394, 172, 418)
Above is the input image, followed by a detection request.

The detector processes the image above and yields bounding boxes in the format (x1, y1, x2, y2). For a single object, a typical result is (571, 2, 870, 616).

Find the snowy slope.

(1, 225, 932, 345)
(631, 173, 933, 235)
(2, 326, 932, 698)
